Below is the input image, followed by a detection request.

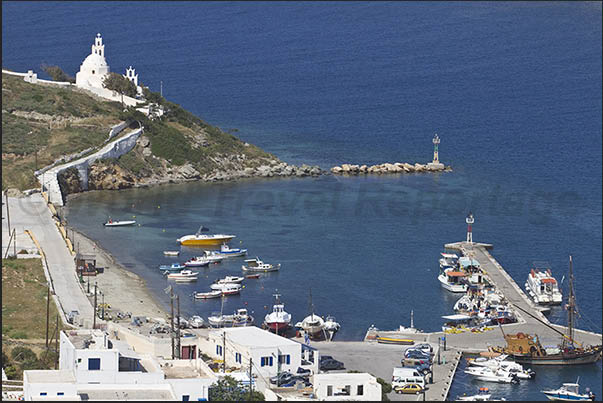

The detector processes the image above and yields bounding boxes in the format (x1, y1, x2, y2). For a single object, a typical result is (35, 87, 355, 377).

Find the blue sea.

(3, 1, 601, 399)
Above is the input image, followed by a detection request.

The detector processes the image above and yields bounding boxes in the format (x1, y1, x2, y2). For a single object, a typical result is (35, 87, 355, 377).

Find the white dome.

(82, 52, 108, 69)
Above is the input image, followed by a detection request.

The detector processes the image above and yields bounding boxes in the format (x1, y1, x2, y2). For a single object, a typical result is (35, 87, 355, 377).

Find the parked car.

(395, 383, 424, 394)
(319, 355, 333, 362)
(270, 371, 293, 385)
(296, 367, 312, 378)
(404, 349, 431, 360)
(412, 343, 433, 354)
(320, 358, 344, 371)
(401, 359, 431, 375)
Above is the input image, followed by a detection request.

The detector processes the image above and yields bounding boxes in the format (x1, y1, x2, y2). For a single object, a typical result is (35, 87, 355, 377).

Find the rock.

(414, 163, 425, 172)
(310, 166, 321, 176)
(331, 166, 343, 174)
(178, 163, 200, 180)
(139, 136, 150, 147)
(359, 165, 368, 173)
(341, 164, 351, 172)
(142, 148, 152, 157)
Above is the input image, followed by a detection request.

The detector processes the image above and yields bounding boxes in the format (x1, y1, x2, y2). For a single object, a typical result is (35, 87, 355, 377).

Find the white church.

(75, 33, 146, 106)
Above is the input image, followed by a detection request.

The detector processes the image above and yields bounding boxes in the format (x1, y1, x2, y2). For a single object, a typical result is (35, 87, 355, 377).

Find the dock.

(349, 241, 602, 400)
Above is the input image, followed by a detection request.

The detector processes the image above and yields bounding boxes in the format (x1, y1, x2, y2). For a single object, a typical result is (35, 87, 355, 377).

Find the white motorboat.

(525, 263, 563, 305)
(177, 225, 235, 246)
(264, 293, 291, 334)
(167, 270, 198, 282)
(456, 387, 492, 401)
(242, 257, 280, 273)
(467, 355, 535, 379)
(210, 282, 242, 294)
(218, 243, 248, 258)
(209, 308, 254, 328)
(464, 366, 520, 384)
(438, 268, 469, 292)
(202, 250, 225, 263)
(440, 252, 459, 269)
(163, 250, 180, 257)
(214, 276, 245, 285)
(194, 290, 222, 299)
(541, 379, 595, 401)
(104, 219, 136, 227)
(184, 256, 211, 268)
(188, 315, 205, 328)
(324, 315, 341, 333)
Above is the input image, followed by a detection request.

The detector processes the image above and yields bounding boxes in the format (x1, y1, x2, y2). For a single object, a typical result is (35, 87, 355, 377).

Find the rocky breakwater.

(203, 160, 323, 182)
(330, 162, 451, 175)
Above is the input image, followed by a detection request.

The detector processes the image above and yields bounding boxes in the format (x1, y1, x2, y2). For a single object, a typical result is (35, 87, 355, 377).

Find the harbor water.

(3, 2, 601, 399)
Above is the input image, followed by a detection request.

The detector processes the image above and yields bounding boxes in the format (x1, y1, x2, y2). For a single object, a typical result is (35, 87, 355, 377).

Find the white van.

(391, 367, 425, 389)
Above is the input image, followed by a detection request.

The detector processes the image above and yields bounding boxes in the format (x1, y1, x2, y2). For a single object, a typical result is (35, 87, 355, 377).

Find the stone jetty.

(330, 162, 451, 175)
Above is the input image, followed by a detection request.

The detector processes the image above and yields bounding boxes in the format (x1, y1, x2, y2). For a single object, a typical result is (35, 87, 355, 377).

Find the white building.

(313, 373, 382, 401)
(75, 33, 110, 89)
(23, 329, 214, 401)
(203, 326, 318, 379)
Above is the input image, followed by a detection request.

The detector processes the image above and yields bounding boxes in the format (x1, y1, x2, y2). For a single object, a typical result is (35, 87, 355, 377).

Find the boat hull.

(511, 349, 602, 365)
(265, 321, 290, 334)
(542, 392, 593, 401)
(179, 235, 235, 246)
(194, 292, 221, 299)
(376, 337, 414, 345)
(104, 220, 136, 227)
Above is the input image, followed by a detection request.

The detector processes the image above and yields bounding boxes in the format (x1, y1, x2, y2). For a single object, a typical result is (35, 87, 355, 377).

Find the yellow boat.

(177, 225, 236, 246)
(376, 336, 415, 345)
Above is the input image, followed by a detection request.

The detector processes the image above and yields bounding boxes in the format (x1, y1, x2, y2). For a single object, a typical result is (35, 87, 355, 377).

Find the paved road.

(2, 194, 94, 327)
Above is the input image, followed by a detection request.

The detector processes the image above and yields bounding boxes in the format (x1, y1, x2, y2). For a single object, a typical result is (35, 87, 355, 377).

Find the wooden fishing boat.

(376, 336, 415, 345)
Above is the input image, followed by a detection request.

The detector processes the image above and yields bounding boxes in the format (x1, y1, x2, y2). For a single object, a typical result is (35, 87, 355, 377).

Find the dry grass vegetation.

(2, 73, 123, 190)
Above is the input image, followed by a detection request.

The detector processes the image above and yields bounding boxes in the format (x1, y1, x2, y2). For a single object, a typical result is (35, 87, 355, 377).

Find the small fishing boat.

(202, 250, 225, 263)
(218, 243, 248, 258)
(376, 336, 415, 345)
(188, 315, 205, 328)
(264, 293, 291, 334)
(456, 387, 492, 401)
(214, 276, 245, 285)
(104, 219, 136, 227)
(324, 315, 341, 333)
(464, 366, 520, 384)
(242, 257, 280, 273)
(210, 282, 242, 294)
(208, 306, 254, 328)
(184, 256, 211, 268)
(541, 379, 595, 401)
(166, 270, 198, 282)
(177, 225, 235, 246)
(163, 250, 180, 257)
(438, 267, 469, 293)
(160, 263, 186, 272)
(467, 354, 535, 379)
(440, 252, 459, 269)
(525, 262, 563, 305)
(194, 290, 222, 299)
(245, 273, 261, 279)
(295, 289, 325, 340)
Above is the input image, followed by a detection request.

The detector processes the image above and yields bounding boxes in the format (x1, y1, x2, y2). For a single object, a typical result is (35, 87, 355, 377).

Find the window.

(88, 358, 101, 370)
(327, 386, 333, 397)
(182, 395, 190, 401)
(57, 392, 65, 396)
(235, 353, 241, 363)
(278, 354, 290, 365)
(357, 385, 364, 396)
(269, 356, 273, 366)
(216, 345, 223, 356)
(40, 392, 47, 396)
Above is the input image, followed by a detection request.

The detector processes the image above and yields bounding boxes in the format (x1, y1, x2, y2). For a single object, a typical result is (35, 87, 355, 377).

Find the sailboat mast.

(567, 255, 575, 348)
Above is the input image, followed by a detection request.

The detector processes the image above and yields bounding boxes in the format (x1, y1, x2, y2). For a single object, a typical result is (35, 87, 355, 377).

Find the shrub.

(40, 64, 75, 83)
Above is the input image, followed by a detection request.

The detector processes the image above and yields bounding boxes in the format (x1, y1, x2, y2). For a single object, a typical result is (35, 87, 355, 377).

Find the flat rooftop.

(25, 369, 76, 384)
(215, 326, 300, 348)
(78, 388, 175, 401)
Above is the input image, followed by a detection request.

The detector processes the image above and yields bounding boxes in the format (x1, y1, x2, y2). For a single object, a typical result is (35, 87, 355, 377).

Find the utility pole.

(93, 282, 98, 329)
(101, 291, 105, 320)
(248, 357, 253, 400)
(176, 295, 181, 359)
(46, 285, 51, 348)
(170, 287, 175, 359)
(222, 331, 226, 373)
(55, 314, 59, 369)
(13, 228, 17, 256)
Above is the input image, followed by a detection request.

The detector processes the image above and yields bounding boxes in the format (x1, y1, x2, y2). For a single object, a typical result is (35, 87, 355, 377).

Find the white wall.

(166, 378, 211, 401)
(313, 373, 382, 401)
(24, 381, 79, 401)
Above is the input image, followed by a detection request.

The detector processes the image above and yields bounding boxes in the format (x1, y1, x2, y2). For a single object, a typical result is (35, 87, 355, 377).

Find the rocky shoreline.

(330, 161, 451, 175)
